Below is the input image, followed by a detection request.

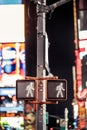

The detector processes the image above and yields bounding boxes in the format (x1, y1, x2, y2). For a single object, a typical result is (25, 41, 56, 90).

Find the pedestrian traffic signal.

(46, 79, 67, 101)
(16, 80, 36, 100)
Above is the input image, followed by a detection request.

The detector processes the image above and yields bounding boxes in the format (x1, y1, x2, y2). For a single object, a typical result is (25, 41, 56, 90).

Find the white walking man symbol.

(26, 82, 35, 97)
(56, 83, 65, 97)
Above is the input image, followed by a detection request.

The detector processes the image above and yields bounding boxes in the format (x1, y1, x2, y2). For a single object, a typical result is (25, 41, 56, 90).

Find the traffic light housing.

(16, 79, 36, 100)
(46, 79, 67, 101)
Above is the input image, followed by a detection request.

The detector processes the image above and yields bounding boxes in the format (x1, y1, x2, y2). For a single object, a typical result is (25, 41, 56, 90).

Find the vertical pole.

(73, 0, 79, 50)
(43, 69, 46, 130)
(72, 66, 77, 99)
(36, 0, 46, 130)
(64, 108, 68, 130)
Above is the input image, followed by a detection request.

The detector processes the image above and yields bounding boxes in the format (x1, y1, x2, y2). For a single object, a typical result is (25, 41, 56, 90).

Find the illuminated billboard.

(0, 0, 22, 4)
(0, 4, 25, 42)
(0, 42, 25, 87)
(0, 87, 24, 129)
(79, 30, 87, 89)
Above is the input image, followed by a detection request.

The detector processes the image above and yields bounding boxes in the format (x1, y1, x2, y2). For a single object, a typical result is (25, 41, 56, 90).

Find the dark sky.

(46, 0, 75, 122)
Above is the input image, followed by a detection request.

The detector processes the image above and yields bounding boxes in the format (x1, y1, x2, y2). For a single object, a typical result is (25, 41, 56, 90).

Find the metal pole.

(36, 0, 46, 130)
(36, 1, 71, 130)
(73, 0, 79, 50)
(64, 108, 68, 130)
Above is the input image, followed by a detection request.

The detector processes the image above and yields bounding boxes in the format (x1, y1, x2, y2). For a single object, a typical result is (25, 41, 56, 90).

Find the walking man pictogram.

(26, 82, 35, 97)
(56, 83, 65, 97)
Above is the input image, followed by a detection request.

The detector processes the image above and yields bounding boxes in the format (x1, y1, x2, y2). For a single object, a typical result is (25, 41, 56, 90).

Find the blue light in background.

(0, 87, 16, 96)
(0, 0, 22, 4)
